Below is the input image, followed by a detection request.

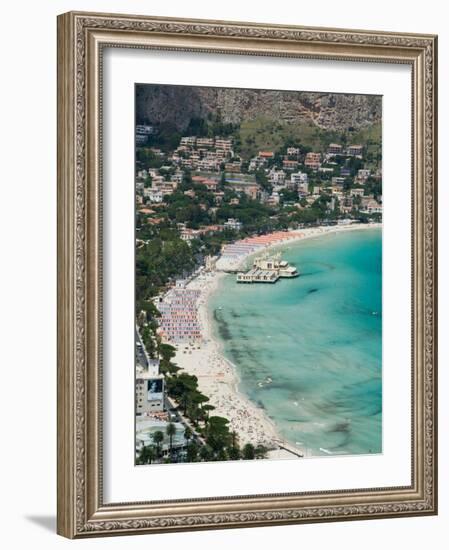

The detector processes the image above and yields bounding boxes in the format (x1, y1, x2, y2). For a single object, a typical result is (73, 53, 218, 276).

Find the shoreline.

(216, 221, 382, 272)
(173, 270, 284, 452)
(169, 222, 382, 458)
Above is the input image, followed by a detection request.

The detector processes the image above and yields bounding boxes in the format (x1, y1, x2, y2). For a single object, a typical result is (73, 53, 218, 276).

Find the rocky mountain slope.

(136, 84, 381, 133)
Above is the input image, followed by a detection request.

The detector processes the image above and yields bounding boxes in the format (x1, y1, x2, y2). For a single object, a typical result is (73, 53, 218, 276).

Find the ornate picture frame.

(57, 11, 438, 538)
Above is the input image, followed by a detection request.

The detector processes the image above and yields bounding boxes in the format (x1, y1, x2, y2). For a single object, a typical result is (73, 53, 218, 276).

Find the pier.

(236, 253, 299, 283)
(274, 439, 305, 458)
(237, 268, 279, 283)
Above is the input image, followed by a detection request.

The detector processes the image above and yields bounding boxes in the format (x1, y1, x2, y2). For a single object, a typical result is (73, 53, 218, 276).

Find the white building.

(144, 189, 164, 203)
(269, 168, 286, 185)
(291, 171, 308, 185)
(198, 159, 220, 171)
(147, 168, 160, 178)
(136, 124, 155, 135)
(248, 157, 266, 171)
(331, 176, 346, 187)
(356, 169, 371, 183)
(318, 167, 334, 174)
(136, 124, 156, 144)
(171, 170, 184, 185)
(215, 138, 233, 151)
(346, 144, 364, 157)
(327, 143, 343, 155)
(360, 198, 382, 214)
(196, 137, 214, 148)
(180, 228, 201, 242)
(180, 136, 196, 146)
(224, 218, 242, 231)
(304, 152, 321, 170)
(136, 358, 165, 415)
(266, 192, 280, 206)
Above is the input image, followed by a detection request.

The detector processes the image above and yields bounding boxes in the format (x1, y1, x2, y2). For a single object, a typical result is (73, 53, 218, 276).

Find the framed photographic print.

(57, 11, 438, 538)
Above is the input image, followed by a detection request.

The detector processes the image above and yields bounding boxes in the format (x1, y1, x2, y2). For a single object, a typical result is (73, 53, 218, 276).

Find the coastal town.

(134, 91, 382, 465)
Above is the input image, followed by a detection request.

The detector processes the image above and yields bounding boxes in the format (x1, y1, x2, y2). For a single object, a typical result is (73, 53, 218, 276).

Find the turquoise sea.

(209, 228, 382, 457)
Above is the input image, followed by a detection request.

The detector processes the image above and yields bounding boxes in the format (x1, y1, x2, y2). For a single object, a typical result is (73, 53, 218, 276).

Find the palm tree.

(166, 422, 177, 461)
(145, 445, 157, 464)
(146, 445, 157, 464)
(152, 430, 164, 458)
(136, 447, 145, 465)
(138, 446, 148, 465)
(183, 426, 193, 449)
(138, 445, 157, 465)
(231, 430, 238, 450)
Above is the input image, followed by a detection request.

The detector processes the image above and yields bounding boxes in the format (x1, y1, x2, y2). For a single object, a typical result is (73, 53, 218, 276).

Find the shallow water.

(209, 228, 382, 457)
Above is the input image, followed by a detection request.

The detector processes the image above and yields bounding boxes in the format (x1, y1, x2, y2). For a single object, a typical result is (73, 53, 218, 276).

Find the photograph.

(134, 84, 383, 465)
(54, 9, 437, 538)
(0, 0, 443, 544)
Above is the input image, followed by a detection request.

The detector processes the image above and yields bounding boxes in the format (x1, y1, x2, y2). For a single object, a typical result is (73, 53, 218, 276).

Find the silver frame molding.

(57, 11, 438, 538)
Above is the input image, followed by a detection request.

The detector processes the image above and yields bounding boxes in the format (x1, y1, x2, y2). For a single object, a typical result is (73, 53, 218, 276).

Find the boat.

(319, 448, 333, 455)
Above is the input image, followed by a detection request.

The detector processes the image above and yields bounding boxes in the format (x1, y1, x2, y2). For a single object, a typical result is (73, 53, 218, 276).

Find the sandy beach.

(173, 270, 281, 449)
(216, 221, 382, 272)
(169, 222, 381, 456)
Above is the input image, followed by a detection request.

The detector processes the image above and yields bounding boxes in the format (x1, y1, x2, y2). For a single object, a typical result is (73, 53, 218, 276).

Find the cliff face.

(136, 84, 381, 132)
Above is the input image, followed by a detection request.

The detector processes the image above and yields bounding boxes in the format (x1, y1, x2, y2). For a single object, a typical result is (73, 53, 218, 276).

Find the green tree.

(255, 168, 272, 193)
(166, 372, 200, 415)
(216, 448, 229, 461)
(158, 342, 179, 374)
(184, 426, 193, 447)
(138, 445, 157, 465)
(186, 441, 199, 462)
(136, 148, 164, 169)
(201, 403, 215, 422)
(227, 446, 241, 460)
(152, 430, 164, 458)
(159, 343, 176, 362)
(254, 444, 268, 459)
(136, 448, 144, 465)
(186, 403, 201, 426)
(166, 422, 177, 461)
(206, 416, 232, 452)
(242, 443, 255, 460)
(199, 444, 213, 462)
(279, 188, 299, 204)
